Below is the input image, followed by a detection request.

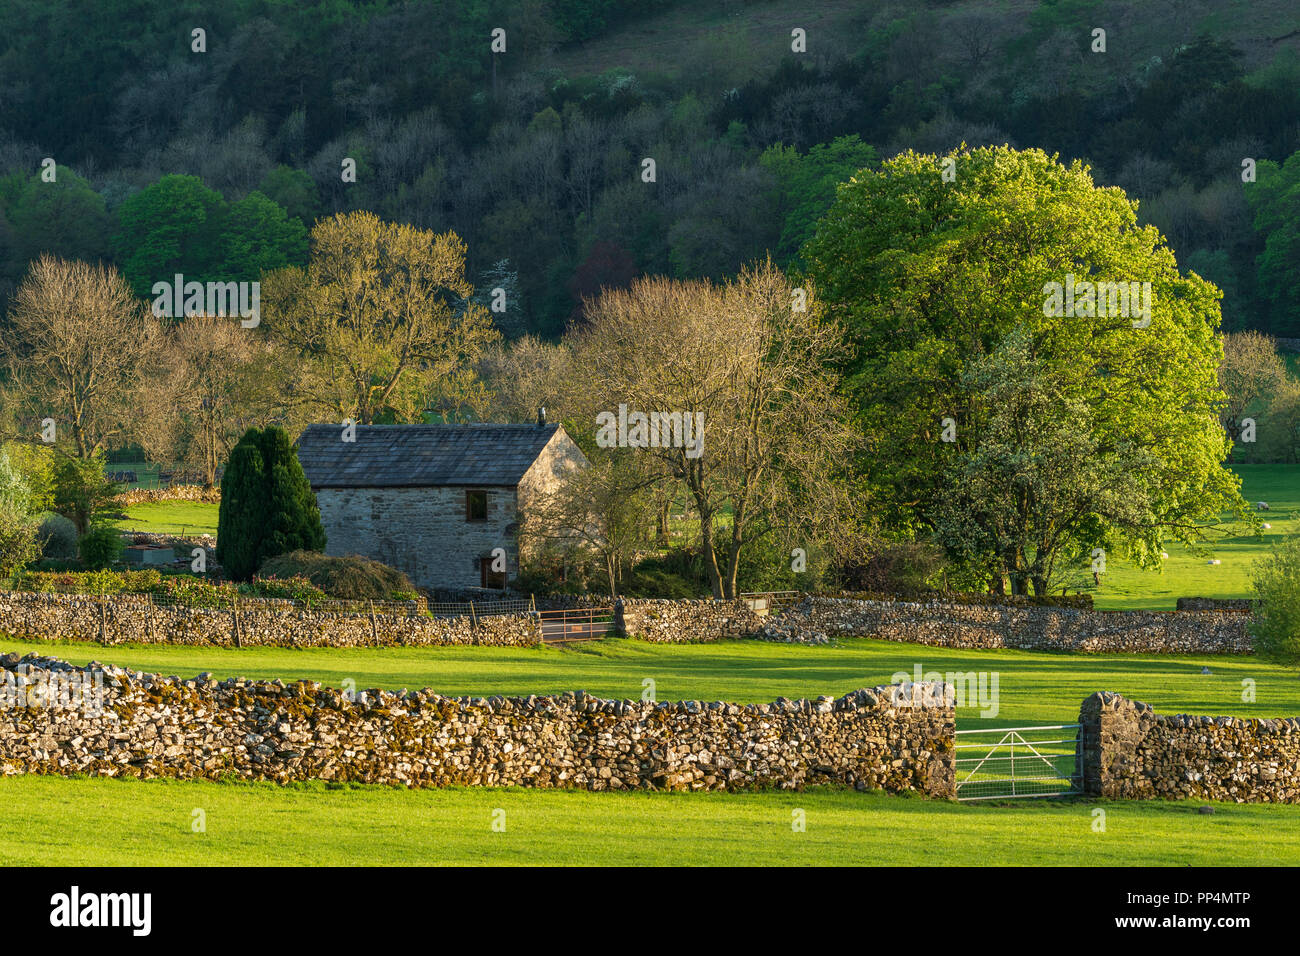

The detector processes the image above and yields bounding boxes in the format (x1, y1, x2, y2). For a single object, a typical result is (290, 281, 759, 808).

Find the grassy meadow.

(3, 634, 1299, 866)
(1, 775, 1294, 866)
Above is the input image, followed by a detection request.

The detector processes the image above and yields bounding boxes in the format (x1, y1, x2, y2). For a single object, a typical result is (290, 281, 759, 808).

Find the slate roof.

(294, 423, 562, 488)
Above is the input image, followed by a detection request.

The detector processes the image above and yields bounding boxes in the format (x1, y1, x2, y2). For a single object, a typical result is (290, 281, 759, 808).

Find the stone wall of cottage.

(1078, 692, 1300, 803)
(0, 590, 538, 647)
(315, 485, 519, 590)
(0, 653, 956, 795)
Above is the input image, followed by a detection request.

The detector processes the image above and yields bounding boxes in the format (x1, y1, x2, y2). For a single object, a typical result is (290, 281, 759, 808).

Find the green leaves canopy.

(803, 145, 1247, 587)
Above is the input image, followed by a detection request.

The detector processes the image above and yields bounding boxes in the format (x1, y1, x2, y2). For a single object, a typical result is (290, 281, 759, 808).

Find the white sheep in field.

(1256, 501, 1269, 511)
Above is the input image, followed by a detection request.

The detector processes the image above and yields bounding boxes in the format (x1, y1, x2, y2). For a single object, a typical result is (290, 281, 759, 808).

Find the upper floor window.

(466, 490, 488, 521)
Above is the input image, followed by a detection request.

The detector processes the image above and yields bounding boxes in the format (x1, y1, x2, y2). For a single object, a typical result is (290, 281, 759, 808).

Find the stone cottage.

(294, 421, 587, 590)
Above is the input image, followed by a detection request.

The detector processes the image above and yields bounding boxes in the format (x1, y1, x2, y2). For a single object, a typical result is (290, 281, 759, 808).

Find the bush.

(833, 541, 946, 593)
(12, 567, 330, 605)
(0, 503, 43, 578)
(77, 524, 124, 570)
(216, 427, 326, 581)
(1251, 538, 1300, 664)
(53, 455, 121, 535)
(257, 550, 415, 601)
(625, 548, 710, 597)
(37, 513, 78, 560)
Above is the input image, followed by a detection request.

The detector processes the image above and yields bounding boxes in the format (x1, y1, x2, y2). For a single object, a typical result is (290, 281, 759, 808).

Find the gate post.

(1078, 692, 1140, 798)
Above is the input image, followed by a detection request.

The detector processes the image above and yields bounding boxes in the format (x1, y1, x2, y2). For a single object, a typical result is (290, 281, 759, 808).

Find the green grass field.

(4, 633, 1299, 866)
(5, 635, 1297, 727)
(1092, 465, 1298, 610)
(1, 775, 1295, 866)
(110, 500, 219, 537)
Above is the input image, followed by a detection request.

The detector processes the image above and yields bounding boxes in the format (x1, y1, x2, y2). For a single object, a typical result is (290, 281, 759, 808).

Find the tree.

(803, 145, 1248, 591)
(137, 316, 287, 489)
(2, 255, 160, 459)
(575, 259, 860, 599)
(255, 165, 321, 227)
(219, 191, 309, 281)
(1260, 376, 1300, 464)
(52, 455, 121, 536)
(1251, 537, 1300, 665)
(759, 134, 878, 264)
(0, 503, 41, 578)
(262, 211, 499, 424)
(1218, 330, 1287, 440)
(1246, 149, 1300, 337)
(215, 426, 325, 581)
(524, 454, 651, 597)
(5, 167, 112, 268)
(477, 336, 574, 425)
(933, 328, 1157, 595)
(112, 175, 226, 296)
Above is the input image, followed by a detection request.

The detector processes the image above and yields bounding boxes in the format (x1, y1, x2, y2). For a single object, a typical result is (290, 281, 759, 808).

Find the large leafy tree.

(759, 134, 878, 265)
(1246, 148, 1300, 337)
(803, 145, 1248, 593)
(219, 191, 309, 282)
(216, 426, 325, 581)
(112, 175, 226, 296)
(262, 211, 498, 424)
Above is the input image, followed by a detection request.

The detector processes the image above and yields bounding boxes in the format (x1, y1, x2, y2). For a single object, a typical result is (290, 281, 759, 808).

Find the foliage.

(257, 550, 416, 601)
(215, 427, 325, 581)
(35, 512, 78, 561)
(759, 135, 878, 265)
(804, 145, 1250, 593)
(262, 211, 499, 424)
(12, 566, 330, 606)
(0, 501, 41, 578)
(1, 442, 55, 513)
(52, 455, 122, 536)
(111, 175, 226, 296)
(575, 259, 862, 598)
(1250, 537, 1300, 665)
(77, 523, 123, 570)
(1245, 149, 1300, 337)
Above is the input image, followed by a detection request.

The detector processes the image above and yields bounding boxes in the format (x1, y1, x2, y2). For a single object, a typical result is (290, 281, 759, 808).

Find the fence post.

(470, 601, 478, 627)
(146, 592, 153, 642)
(98, 594, 107, 644)
(369, 600, 379, 646)
(232, 592, 242, 648)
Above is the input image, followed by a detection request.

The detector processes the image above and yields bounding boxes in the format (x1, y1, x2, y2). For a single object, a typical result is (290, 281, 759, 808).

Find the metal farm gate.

(954, 724, 1082, 801)
(538, 606, 615, 644)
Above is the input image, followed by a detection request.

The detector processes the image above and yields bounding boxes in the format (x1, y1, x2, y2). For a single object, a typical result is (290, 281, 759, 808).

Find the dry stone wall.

(1079, 692, 1300, 803)
(0, 590, 538, 648)
(772, 596, 1253, 654)
(617, 598, 766, 643)
(0, 653, 956, 795)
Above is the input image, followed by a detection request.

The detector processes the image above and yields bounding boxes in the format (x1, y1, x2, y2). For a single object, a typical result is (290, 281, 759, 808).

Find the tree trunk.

(697, 508, 724, 599)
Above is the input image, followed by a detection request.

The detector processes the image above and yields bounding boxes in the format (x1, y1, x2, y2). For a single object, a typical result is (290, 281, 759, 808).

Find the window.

(466, 490, 488, 521)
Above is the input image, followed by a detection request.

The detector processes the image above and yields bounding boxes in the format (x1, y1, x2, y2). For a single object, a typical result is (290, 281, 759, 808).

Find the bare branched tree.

(2, 255, 160, 458)
(575, 259, 861, 598)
